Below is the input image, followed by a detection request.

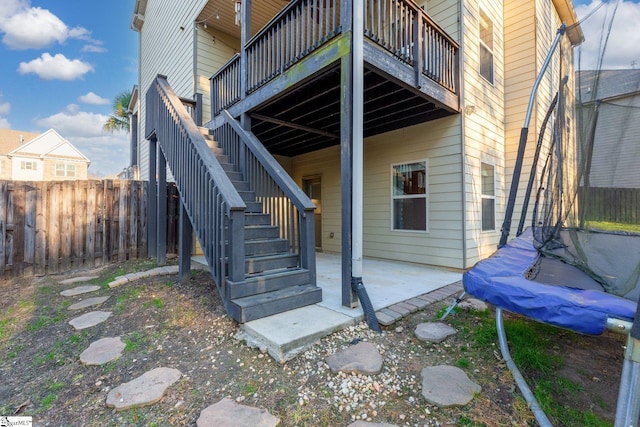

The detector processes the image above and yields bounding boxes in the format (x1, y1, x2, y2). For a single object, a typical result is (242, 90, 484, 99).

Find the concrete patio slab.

(239, 304, 357, 362)
(229, 253, 462, 362)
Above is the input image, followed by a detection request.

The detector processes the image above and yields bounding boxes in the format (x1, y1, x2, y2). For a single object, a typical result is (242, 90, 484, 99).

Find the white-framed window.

(479, 9, 494, 84)
(55, 161, 76, 178)
(20, 160, 37, 170)
(481, 162, 495, 231)
(391, 160, 428, 231)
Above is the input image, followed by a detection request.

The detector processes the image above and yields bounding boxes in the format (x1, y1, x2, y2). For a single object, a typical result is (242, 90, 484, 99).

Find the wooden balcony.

(209, 0, 459, 157)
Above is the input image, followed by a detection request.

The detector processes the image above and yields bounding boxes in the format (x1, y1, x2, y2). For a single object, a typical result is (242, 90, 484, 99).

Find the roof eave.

(552, 0, 585, 46)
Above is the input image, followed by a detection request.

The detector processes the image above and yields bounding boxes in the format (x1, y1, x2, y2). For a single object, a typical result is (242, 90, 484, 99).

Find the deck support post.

(340, 1, 358, 308)
(148, 135, 157, 258)
(156, 145, 167, 266)
(178, 202, 192, 283)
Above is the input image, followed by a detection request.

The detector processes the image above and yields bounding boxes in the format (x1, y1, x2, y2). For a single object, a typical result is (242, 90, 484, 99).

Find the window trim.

(478, 8, 494, 84)
(390, 159, 429, 233)
(481, 162, 496, 231)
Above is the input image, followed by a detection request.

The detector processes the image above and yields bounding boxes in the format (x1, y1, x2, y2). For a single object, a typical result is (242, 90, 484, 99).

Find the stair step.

(245, 213, 271, 225)
(218, 160, 234, 172)
(226, 171, 243, 181)
(246, 253, 299, 274)
(238, 190, 257, 202)
(229, 283, 322, 323)
(226, 268, 311, 299)
(245, 225, 279, 240)
(245, 238, 289, 256)
(232, 180, 250, 191)
(246, 201, 263, 213)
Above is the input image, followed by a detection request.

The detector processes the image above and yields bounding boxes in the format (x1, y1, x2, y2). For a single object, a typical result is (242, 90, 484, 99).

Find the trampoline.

(458, 12, 640, 427)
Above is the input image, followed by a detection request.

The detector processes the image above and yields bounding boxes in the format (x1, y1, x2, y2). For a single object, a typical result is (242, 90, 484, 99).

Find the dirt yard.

(0, 259, 626, 426)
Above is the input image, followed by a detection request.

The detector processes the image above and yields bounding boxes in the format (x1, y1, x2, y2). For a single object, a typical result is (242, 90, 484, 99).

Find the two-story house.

(0, 128, 91, 181)
(130, 0, 583, 322)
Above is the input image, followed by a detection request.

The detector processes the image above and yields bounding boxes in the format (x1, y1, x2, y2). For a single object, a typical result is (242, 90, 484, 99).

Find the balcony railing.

(210, 0, 458, 117)
(364, 0, 458, 92)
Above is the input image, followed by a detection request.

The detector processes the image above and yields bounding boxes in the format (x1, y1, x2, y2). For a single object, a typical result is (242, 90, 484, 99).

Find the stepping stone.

(60, 285, 101, 297)
(68, 296, 110, 311)
(421, 365, 481, 407)
(348, 422, 399, 427)
(458, 298, 489, 312)
(325, 342, 383, 375)
(197, 398, 280, 427)
(80, 337, 125, 365)
(58, 276, 99, 285)
(415, 322, 456, 343)
(106, 367, 182, 411)
(69, 311, 112, 330)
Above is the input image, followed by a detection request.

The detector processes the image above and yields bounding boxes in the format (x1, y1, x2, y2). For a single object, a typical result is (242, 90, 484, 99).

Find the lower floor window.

(392, 160, 428, 231)
(56, 161, 76, 177)
(481, 162, 495, 231)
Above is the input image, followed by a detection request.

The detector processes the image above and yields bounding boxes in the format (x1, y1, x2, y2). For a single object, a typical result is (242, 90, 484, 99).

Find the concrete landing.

(196, 253, 462, 362)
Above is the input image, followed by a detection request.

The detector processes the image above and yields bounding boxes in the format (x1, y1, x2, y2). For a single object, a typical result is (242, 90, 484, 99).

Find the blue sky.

(0, 0, 638, 177)
(0, 0, 136, 177)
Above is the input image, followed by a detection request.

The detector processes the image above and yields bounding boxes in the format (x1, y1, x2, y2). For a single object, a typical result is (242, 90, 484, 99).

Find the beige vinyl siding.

(137, 0, 208, 181)
(461, 0, 505, 263)
(195, 27, 240, 124)
(291, 116, 464, 269)
(503, 0, 568, 240)
(424, 0, 460, 42)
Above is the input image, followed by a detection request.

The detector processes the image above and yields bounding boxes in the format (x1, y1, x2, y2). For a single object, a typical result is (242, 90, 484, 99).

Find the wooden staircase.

(201, 129, 322, 322)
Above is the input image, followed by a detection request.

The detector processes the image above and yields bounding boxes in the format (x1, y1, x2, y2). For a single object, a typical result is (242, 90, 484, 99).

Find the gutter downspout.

(459, 0, 467, 270)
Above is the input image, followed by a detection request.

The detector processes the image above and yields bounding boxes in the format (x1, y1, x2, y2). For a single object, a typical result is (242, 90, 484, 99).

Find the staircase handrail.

(219, 110, 316, 214)
(147, 75, 247, 287)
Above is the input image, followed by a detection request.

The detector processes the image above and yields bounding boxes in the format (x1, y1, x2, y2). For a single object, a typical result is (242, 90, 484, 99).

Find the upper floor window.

(21, 160, 37, 170)
(479, 9, 494, 84)
(481, 162, 495, 231)
(55, 161, 76, 178)
(392, 160, 428, 231)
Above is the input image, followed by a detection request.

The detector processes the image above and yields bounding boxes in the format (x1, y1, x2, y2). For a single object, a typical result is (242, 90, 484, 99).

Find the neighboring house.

(0, 128, 91, 181)
(576, 69, 640, 189)
(131, 0, 583, 322)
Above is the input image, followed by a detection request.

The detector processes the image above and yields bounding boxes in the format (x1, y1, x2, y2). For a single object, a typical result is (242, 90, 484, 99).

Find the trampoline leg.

(440, 292, 466, 320)
(614, 335, 640, 427)
(496, 308, 553, 427)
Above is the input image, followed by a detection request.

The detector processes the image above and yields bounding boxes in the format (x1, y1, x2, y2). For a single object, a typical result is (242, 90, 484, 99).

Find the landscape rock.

(106, 367, 182, 410)
(415, 322, 456, 343)
(197, 398, 280, 427)
(421, 365, 481, 407)
(325, 342, 383, 375)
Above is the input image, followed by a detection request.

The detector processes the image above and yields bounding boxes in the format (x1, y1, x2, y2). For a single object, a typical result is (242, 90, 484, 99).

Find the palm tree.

(103, 90, 132, 133)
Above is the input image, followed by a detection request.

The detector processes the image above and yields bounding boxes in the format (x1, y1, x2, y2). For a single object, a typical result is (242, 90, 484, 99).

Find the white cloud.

(575, 0, 640, 70)
(0, 6, 89, 50)
(35, 106, 129, 176)
(0, 117, 10, 128)
(0, 101, 10, 115)
(81, 40, 107, 54)
(18, 53, 93, 80)
(78, 92, 109, 105)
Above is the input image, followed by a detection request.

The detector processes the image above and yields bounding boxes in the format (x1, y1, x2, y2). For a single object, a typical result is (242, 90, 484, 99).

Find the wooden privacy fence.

(583, 187, 640, 224)
(0, 180, 180, 280)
